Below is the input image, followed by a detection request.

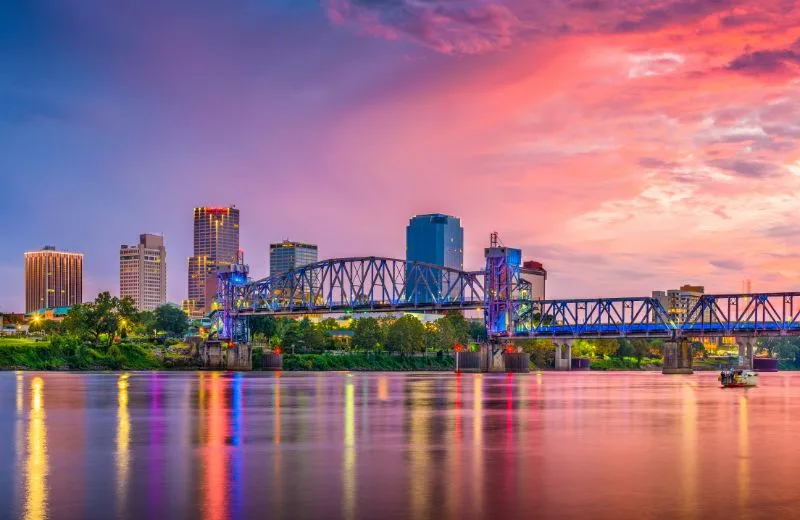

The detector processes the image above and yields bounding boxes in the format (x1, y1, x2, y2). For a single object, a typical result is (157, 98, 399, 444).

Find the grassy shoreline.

(3, 338, 797, 371)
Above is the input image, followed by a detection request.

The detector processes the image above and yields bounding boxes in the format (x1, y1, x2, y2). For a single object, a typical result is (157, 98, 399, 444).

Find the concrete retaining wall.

(455, 351, 481, 373)
(261, 353, 284, 371)
(504, 353, 530, 373)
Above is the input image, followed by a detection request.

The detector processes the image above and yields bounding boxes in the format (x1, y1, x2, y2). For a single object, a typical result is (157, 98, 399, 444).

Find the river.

(1, 371, 798, 519)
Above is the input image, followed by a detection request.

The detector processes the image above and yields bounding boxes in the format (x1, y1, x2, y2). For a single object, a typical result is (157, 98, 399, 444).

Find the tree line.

(30, 292, 190, 349)
(250, 313, 487, 354)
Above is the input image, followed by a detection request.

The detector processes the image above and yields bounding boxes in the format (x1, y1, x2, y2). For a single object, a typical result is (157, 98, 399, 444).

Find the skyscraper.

(120, 234, 167, 311)
(24, 246, 83, 313)
(405, 214, 464, 303)
(269, 240, 318, 277)
(406, 214, 464, 269)
(185, 206, 240, 318)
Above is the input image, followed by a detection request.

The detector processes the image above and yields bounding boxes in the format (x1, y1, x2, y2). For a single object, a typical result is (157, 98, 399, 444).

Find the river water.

(1, 371, 799, 519)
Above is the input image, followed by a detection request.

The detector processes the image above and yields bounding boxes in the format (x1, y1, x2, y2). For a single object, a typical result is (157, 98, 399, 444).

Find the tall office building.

(120, 234, 167, 311)
(405, 214, 464, 303)
(185, 206, 240, 318)
(406, 214, 464, 270)
(24, 246, 83, 314)
(269, 240, 318, 277)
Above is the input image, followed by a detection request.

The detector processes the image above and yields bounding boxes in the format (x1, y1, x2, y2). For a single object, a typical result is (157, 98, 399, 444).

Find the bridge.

(216, 252, 800, 372)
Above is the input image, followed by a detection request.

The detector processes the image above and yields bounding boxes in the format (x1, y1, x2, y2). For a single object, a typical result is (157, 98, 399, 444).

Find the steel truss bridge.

(216, 256, 800, 343)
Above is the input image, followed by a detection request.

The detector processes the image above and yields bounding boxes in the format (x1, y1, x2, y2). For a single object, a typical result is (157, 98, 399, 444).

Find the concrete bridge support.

(480, 343, 507, 372)
(738, 338, 755, 369)
(555, 340, 573, 371)
(200, 341, 252, 371)
(662, 339, 693, 374)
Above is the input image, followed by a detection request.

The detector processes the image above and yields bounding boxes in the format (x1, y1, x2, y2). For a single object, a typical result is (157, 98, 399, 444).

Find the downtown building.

(405, 214, 464, 303)
(652, 284, 709, 323)
(184, 206, 240, 319)
(520, 260, 547, 301)
(269, 240, 318, 276)
(652, 284, 730, 349)
(119, 234, 167, 311)
(24, 246, 83, 314)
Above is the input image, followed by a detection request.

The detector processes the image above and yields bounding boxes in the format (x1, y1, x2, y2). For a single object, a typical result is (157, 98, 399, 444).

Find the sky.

(1, 0, 800, 312)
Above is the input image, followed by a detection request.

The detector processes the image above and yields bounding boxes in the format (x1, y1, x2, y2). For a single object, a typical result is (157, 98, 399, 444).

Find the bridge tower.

(481, 233, 530, 371)
(484, 232, 525, 336)
(216, 263, 251, 343)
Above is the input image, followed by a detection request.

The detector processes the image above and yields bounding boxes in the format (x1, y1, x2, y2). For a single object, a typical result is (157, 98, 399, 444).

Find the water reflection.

(204, 372, 227, 520)
(7, 372, 800, 520)
(409, 379, 432, 520)
(445, 374, 463, 518)
(738, 395, 749, 517)
(231, 374, 244, 518)
(24, 377, 47, 520)
(116, 374, 130, 519)
(681, 383, 698, 520)
(16, 371, 23, 412)
(343, 376, 356, 520)
(472, 375, 484, 517)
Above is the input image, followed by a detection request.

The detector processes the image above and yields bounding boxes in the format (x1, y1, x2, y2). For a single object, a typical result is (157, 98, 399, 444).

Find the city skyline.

(3, 1, 800, 312)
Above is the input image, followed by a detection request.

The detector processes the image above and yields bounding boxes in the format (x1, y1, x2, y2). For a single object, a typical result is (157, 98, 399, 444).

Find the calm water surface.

(1, 371, 799, 520)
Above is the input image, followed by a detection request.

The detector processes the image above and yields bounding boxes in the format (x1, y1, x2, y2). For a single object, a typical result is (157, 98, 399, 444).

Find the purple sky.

(2, 0, 800, 312)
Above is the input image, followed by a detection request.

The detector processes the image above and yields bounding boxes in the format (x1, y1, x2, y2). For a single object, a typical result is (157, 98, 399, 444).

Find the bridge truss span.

(514, 297, 675, 338)
(233, 256, 486, 316)
(682, 292, 800, 336)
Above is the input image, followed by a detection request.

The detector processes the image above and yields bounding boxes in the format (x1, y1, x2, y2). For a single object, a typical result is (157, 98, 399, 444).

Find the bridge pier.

(662, 339, 693, 374)
(199, 341, 252, 371)
(555, 340, 573, 371)
(738, 338, 755, 369)
(480, 343, 507, 372)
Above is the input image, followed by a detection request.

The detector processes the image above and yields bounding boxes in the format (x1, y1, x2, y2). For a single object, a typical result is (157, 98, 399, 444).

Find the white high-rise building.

(120, 234, 167, 310)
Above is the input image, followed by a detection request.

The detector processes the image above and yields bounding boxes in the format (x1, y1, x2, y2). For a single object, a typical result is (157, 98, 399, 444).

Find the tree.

(629, 339, 657, 366)
(440, 313, 470, 344)
(761, 337, 800, 363)
(63, 292, 120, 349)
(154, 304, 190, 336)
(385, 315, 426, 353)
(352, 318, 384, 351)
(302, 324, 327, 353)
(318, 318, 340, 332)
(250, 316, 279, 338)
(468, 320, 488, 343)
(281, 320, 303, 352)
(593, 339, 620, 358)
(136, 310, 157, 337)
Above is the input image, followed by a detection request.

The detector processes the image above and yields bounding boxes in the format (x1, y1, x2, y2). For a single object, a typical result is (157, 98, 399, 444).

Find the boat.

(719, 368, 758, 388)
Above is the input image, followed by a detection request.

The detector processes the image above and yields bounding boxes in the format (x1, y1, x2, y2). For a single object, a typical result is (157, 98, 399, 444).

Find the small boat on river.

(719, 368, 758, 388)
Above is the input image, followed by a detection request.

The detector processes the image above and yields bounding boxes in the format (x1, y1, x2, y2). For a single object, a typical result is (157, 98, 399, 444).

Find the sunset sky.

(2, 0, 800, 311)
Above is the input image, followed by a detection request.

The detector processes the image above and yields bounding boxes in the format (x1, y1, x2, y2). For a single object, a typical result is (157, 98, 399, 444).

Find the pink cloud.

(322, 0, 517, 54)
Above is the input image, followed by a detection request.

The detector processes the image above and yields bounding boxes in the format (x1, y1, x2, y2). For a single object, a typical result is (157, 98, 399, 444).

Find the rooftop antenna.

(490, 231, 498, 248)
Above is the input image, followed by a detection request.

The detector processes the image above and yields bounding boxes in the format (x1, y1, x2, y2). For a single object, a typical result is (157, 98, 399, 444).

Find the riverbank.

(3, 338, 798, 371)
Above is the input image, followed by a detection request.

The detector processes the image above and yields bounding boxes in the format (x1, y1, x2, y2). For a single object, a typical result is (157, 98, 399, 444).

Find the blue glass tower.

(405, 214, 464, 303)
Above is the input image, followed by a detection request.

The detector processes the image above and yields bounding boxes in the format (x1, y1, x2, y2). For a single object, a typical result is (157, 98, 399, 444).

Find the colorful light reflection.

(24, 377, 48, 520)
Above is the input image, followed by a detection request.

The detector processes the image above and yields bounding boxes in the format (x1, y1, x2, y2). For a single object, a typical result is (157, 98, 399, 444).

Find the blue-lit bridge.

(216, 255, 800, 372)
